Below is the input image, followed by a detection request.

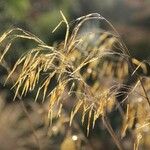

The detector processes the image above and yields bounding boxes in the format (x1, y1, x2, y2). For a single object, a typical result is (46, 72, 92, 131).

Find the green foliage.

(6, 0, 31, 20)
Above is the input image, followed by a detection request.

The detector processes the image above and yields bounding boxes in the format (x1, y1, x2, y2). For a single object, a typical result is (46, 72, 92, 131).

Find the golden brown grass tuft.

(0, 11, 150, 150)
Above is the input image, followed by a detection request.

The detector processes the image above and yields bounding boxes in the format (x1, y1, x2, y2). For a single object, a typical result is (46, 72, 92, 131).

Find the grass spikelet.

(60, 11, 69, 50)
(81, 100, 89, 125)
(70, 100, 83, 126)
(48, 82, 65, 125)
(0, 43, 12, 63)
(87, 105, 94, 136)
(121, 104, 136, 138)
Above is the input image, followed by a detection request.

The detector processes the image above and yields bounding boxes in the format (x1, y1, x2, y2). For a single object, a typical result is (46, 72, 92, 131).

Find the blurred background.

(0, 0, 150, 149)
(0, 0, 150, 57)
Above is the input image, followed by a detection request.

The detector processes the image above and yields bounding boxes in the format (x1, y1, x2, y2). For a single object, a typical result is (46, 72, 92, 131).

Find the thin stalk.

(102, 115, 124, 150)
(139, 76, 150, 107)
